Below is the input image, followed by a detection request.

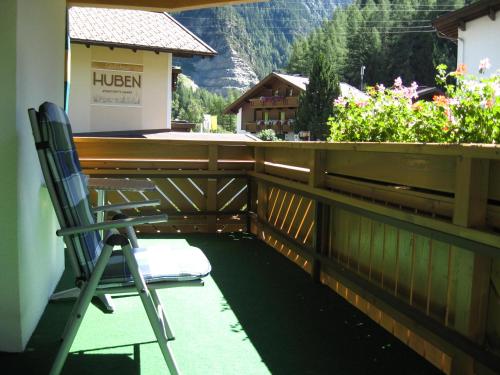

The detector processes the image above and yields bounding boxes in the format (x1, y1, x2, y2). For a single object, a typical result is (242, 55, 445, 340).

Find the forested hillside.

(288, 0, 473, 88)
(172, 75, 240, 132)
(172, 0, 344, 93)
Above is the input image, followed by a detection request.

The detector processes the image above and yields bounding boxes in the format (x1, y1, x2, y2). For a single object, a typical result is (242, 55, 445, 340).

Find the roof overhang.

(68, 0, 266, 12)
(433, 0, 500, 39)
(71, 39, 216, 57)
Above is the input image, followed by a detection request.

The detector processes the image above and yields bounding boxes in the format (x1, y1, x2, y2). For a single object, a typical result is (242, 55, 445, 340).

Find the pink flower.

(334, 96, 347, 107)
(376, 84, 385, 93)
(479, 58, 492, 74)
(394, 77, 403, 88)
(406, 82, 419, 100)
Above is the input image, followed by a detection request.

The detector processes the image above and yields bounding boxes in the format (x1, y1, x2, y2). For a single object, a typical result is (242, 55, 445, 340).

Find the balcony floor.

(2, 233, 442, 374)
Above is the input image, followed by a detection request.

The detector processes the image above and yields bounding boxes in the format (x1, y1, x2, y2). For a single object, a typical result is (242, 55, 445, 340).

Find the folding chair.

(28, 102, 211, 375)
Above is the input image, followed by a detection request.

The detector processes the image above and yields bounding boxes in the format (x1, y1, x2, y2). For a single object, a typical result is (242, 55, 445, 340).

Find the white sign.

(91, 61, 142, 106)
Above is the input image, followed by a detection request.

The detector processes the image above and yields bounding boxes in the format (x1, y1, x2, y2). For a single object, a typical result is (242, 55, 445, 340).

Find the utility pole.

(360, 65, 366, 91)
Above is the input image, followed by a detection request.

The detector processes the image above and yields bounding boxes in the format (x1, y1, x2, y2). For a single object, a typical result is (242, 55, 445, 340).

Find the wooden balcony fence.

(246, 121, 293, 134)
(75, 136, 500, 375)
(249, 96, 299, 109)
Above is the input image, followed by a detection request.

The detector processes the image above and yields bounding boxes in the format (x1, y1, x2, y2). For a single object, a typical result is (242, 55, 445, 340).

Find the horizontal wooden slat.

(77, 142, 209, 160)
(81, 159, 209, 170)
(264, 147, 311, 169)
(218, 145, 255, 161)
(326, 150, 456, 193)
(325, 175, 454, 218)
(251, 142, 500, 159)
(83, 169, 247, 177)
(75, 137, 500, 158)
(264, 164, 309, 183)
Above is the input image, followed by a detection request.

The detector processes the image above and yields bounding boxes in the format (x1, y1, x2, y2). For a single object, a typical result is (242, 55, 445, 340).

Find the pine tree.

(295, 53, 340, 140)
(287, 0, 467, 88)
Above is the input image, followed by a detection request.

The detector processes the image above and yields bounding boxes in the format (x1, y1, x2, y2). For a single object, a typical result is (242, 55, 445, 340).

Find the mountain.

(172, 0, 345, 94)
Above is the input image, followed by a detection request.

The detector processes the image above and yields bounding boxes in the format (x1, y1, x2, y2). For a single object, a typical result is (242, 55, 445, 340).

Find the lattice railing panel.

(266, 187, 314, 248)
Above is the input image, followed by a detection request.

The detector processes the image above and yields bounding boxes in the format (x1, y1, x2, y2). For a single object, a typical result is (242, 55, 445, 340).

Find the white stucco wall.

(457, 10, 500, 74)
(0, 0, 65, 352)
(69, 44, 172, 133)
(236, 107, 243, 133)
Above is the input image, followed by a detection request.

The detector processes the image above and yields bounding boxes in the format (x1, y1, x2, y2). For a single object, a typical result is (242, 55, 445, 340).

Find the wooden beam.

(452, 157, 491, 348)
(254, 147, 265, 173)
(453, 157, 489, 228)
(74, 137, 500, 160)
(308, 149, 327, 188)
(68, 0, 265, 11)
(256, 182, 268, 230)
(207, 145, 218, 232)
(312, 201, 329, 282)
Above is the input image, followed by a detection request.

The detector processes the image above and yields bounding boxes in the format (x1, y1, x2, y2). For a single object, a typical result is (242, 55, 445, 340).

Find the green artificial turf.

(1, 233, 443, 375)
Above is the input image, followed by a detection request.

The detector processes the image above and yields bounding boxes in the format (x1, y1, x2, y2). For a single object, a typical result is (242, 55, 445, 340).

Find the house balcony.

(249, 96, 299, 109)
(4, 136, 500, 374)
(246, 120, 294, 134)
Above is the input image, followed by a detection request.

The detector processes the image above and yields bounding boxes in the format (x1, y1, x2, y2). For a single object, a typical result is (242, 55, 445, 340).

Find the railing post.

(254, 146, 265, 173)
(451, 157, 491, 375)
(309, 149, 328, 283)
(255, 145, 268, 237)
(207, 145, 218, 233)
(308, 149, 327, 188)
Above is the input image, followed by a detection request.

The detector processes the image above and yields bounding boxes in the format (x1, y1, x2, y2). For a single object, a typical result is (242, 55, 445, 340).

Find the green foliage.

(328, 62, 500, 143)
(172, 76, 241, 132)
(288, 0, 472, 87)
(295, 53, 340, 140)
(256, 129, 279, 141)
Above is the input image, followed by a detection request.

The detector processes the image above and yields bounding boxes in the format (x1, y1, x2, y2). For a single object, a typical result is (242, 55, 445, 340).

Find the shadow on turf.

(184, 232, 444, 375)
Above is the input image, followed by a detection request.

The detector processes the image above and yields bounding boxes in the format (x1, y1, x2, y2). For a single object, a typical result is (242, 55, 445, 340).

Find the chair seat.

(100, 245, 212, 286)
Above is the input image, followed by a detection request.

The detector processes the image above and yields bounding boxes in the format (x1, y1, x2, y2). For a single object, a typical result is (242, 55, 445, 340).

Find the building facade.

(68, 7, 216, 133)
(224, 73, 306, 136)
(434, 0, 500, 73)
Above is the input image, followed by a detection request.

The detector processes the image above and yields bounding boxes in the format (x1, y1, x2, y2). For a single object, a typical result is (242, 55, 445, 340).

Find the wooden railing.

(75, 136, 500, 375)
(76, 137, 253, 233)
(249, 96, 299, 108)
(245, 121, 293, 134)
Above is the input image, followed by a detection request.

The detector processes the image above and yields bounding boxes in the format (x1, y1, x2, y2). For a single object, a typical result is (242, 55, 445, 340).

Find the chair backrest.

(28, 102, 102, 279)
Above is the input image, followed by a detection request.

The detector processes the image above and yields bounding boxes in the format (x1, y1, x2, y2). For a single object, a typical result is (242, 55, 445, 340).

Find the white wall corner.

(236, 107, 242, 132)
(2, 0, 66, 352)
(166, 53, 172, 130)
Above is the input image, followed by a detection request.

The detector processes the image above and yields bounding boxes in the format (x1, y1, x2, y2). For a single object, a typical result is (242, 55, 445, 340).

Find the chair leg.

(151, 289, 175, 340)
(122, 245, 180, 375)
(49, 244, 114, 375)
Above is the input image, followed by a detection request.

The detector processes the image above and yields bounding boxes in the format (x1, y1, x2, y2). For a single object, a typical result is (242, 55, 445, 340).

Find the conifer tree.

(295, 53, 340, 140)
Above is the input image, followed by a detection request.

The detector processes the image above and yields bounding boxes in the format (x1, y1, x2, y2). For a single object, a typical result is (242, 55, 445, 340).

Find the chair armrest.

(56, 214, 167, 236)
(87, 177, 156, 192)
(92, 199, 160, 213)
